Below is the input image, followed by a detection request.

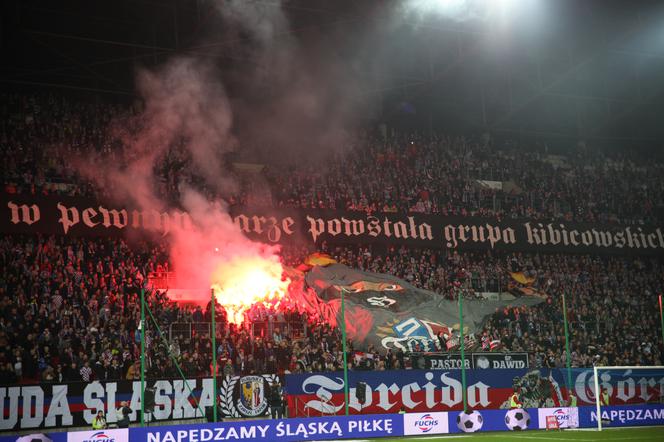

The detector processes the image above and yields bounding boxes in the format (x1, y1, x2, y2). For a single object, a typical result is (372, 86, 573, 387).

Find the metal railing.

(168, 322, 211, 341)
(504, 319, 603, 338)
(148, 271, 176, 289)
(168, 320, 308, 341)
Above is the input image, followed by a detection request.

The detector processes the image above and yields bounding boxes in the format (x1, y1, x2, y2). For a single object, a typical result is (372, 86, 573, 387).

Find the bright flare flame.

(211, 255, 290, 324)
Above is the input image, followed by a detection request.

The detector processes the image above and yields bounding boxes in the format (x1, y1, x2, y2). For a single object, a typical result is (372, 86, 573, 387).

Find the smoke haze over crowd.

(73, 0, 379, 307)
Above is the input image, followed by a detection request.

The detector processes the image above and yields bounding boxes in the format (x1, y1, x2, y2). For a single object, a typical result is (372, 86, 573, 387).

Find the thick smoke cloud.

(80, 53, 276, 299)
(76, 0, 378, 303)
(78, 57, 236, 210)
(134, 59, 236, 193)
(214, 0, 375, 162)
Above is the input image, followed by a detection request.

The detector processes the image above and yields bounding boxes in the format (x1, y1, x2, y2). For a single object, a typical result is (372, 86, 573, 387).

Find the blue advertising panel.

(0, 415, 402, 442)
(579, 404, 664, 428)
(0, 432, 67, 442)
(1, 404, 663, 442)
(447, 408, 539, 433)
(130, 413, 402, 442)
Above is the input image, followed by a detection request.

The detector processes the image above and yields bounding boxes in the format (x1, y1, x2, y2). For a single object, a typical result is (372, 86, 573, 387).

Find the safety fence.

(167, 320, 306, 342)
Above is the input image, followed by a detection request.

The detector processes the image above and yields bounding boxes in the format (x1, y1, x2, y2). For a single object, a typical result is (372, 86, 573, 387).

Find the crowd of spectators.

(0, 232, 662, 386)
(1, 91, 663, 387)
(3, 92, 664, 225)
(0, 233, 404, 384)
(266, 133, 664, 226)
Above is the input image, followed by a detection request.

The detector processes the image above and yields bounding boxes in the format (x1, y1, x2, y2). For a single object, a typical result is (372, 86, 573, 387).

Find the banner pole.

(341, 289, 350, 416)
(659, 294, 664, 349)
(458, 287, 467, 412)
(144, 299, 205, 417)
(562, 292, 573, 399)
(211, 289, 218, 423)
(140, 288, 145, 426)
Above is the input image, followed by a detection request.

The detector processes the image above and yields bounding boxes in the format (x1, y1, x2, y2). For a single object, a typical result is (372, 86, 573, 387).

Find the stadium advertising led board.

(122, 414, 401, 442)
(536, 407, 579, 429)
(579, 404, 664, 427)
(403, 412, 448, 435)
(3, 195, 663, 255)
(1, 405, 663, 441)
(450, 408, 538, 433)
(66, 429, 129, 442)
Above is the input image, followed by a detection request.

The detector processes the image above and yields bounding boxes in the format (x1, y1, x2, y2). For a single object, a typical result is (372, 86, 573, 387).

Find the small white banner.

(67, 429, 129, 442)
(537, 407, 579, 429)
(403, 411, 449, 435)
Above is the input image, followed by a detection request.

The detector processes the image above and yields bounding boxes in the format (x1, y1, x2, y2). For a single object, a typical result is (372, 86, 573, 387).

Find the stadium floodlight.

(403, 0, 546, 27)
(405, 0, 484, 20)
(405, 0, 517, 18)
(593, 365, 664, 431)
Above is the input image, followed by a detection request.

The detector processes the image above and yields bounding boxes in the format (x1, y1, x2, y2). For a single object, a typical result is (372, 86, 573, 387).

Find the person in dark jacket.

(115, 401, 132, 428)
(205, 396, 223, 423)
(269, 382, 285, 419)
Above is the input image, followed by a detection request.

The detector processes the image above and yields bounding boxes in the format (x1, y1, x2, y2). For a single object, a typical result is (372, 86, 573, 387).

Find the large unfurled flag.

(288, 263, 544, 352)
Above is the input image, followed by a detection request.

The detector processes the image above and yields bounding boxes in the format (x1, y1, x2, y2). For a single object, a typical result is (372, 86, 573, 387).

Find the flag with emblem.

(291, 263, 544, 352)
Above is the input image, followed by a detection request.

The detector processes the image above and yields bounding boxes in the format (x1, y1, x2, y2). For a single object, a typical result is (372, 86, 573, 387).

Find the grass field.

(357, 426, 664, 442)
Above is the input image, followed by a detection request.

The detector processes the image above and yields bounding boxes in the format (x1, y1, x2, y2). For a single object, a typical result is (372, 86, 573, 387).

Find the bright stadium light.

(404, 0, 539, 23)
(406, 0, 486, 21)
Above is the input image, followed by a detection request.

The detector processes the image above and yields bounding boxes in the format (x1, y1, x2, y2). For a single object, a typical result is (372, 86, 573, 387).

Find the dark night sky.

(2, 0, 663, 150)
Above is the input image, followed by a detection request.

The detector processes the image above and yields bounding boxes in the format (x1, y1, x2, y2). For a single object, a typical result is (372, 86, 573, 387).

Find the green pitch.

(367, 426, 664, 441)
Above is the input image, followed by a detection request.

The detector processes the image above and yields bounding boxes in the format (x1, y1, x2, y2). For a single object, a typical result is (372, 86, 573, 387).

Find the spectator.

(80, 361, 93, 382)
(92, 410, 107, 430)
(269, 382, 285, 419)
(115, 401, 132, 428)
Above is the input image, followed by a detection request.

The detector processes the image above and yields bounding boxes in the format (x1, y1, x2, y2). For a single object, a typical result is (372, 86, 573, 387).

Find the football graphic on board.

(505, 408, 531, 431)
(456, 410, 484, 432)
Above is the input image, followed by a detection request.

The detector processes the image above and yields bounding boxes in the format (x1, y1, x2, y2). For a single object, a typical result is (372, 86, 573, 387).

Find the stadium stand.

(1, 92, 663, 388)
